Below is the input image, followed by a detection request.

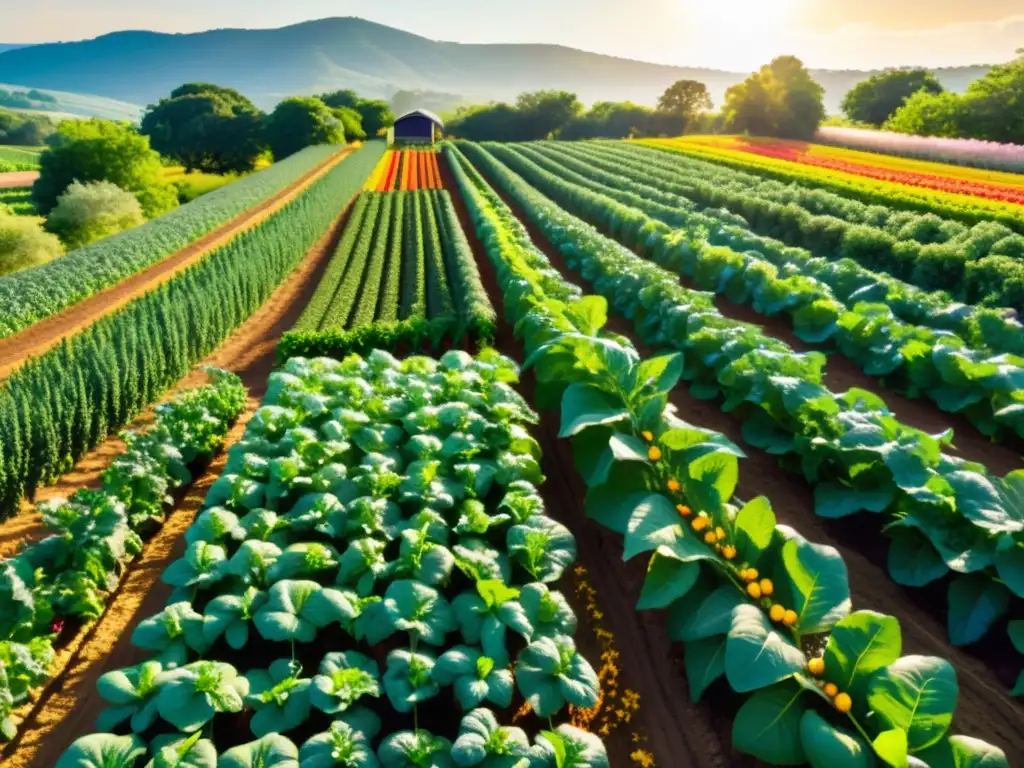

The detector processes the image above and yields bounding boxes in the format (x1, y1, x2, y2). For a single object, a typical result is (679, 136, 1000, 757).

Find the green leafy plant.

(515, 636, 600, 718)
(245, 658, 313, 737)
(311, 651, 381, 714)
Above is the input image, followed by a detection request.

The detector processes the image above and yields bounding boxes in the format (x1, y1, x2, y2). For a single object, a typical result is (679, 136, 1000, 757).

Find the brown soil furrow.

(462, 155, 1024, 763)
(0, 191, 354, 767)
(0, 146, 354, 382)
(441, 154, 736, 767)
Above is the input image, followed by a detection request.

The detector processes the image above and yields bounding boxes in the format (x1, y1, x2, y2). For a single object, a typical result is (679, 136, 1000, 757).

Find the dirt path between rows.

(0, 147, 353, 382)
(460, 155, 1024, 764)
(0, 171, 38, 189)
(0, 194, 354, 768)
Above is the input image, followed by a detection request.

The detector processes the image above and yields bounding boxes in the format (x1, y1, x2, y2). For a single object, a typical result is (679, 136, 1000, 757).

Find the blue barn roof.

(394, 109, 444, 129)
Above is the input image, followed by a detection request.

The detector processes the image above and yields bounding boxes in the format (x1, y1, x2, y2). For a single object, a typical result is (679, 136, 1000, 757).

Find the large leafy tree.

(841, 69, 944, 126)
(265, 97, 345, 160)
(657, 80, 713, 132)
(141, 83, 266, 174)
(723, 56, 826, 140)
(318, 90, 395, 137)
(32, 118, 178, 217)
(560, 101, 678, 140)
(883, 90, 965, 137)
(515, 90, 584, 140)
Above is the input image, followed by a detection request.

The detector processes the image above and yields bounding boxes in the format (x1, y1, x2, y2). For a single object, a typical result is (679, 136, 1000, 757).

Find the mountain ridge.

(0, 17, 994, 113)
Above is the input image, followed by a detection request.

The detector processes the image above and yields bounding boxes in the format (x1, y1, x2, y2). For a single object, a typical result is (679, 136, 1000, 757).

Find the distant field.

(0, 144, 43, 171)
(0, 82, 142, 122)
(0, 187, 35, 215)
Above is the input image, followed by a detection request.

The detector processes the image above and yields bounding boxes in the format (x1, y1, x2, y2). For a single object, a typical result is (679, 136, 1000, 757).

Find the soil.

(453, 154, 1024, 765)
(0, 188, 355, 768)
(0, 147, 353, 382)
(0, 171, 38, 189)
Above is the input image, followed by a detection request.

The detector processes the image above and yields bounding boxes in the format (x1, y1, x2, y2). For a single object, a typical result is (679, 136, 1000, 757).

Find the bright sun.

(671, 0, 796, 69)
(686, 0, 789, 32)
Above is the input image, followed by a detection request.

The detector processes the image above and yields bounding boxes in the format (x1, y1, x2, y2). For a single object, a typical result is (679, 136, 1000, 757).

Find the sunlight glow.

(668, 0, 798, 70)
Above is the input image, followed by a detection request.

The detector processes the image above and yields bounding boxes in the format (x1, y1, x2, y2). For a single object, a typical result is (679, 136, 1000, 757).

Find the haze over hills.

(0, 17, 994, 114)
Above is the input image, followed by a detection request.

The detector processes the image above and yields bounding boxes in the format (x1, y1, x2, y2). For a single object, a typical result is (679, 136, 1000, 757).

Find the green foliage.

(559, 101, 679, 140)
(0, 144, 380, 519)
(884, 90, 966, 138)
(723, 56, 826, 139)
(656, 80, 713, 132)
(0, 143, 343, 339)
(45, 180, 145, 249)
(141, 82, 266, 174)
(447, 90, 583, 141)
(33, 118, 178, 217)
(266, 97, 345, 161)
(334, 106, 368, 141)
(0, 108, 54, 148)
(319, 91, 395, 137)
(842, 69, 944, 127)
(0, 209, 63, 276)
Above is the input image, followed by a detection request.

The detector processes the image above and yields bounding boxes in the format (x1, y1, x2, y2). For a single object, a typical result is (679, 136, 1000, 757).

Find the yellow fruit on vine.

(759, 579, 774, 597)
(747, 582, 762, 600)
(676, 504, 692, 517)
(691, 517, 710, 532)
(704, 531, 717, 545)
(823, 683, 838, 698)
(642, 431, 654, 442)
(783, 609, 798, 626)
(769, 604, 785, 622)
(667, 478, 681, 492)
(808, 658, 825, 677)
(744, 568, 759, 582)
(648, 446, 662, 461)
(721, 545, 737, 560)
(834, 693, 852, 713)
(715, 527, 726, 540)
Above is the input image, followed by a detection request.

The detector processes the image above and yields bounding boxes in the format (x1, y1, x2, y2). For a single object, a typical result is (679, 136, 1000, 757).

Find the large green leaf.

(776, 537, 851, 635)
(636, 553, 699, 611)
(218, 735, 299, 768)
(886, 529, 947, 588)
(450, 708, 530, 767)
(297, 722, 379, 768)
(733, 496, 776, 566)
(145, 733, 218, 768)
(529, 725, 609, 768)
(995, 543, 1024, 599)
(55, 734, 147, 768)
(515, 636, 599, 718)
(814, 484, 894, 519)
(670, 584, 743, 642)
(915, 735, 1010, 768)
(799, 710, 875, 768)
(377, 730, 454, 768)
(946, 574, 1011, 647)
(866, 656, 958, 752)
(382, 649, 440, 714)
(725, 604, 807, 693)
(684, 636, 726, 702)
(824, 611, 902, 699)
(622, 494, 687, 561)
(155, 661, 248, 733)
(254, 580, 356, 643)
(732, 682, 807, 765)
(558, 383, 629, 438)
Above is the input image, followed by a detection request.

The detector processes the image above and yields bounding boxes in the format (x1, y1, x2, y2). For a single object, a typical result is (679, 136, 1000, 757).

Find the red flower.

(50, 617, 65, 635)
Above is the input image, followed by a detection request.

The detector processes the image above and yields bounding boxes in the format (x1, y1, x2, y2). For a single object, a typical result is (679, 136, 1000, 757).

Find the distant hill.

(0, 18, 995, 113)
(0, 83, 141, 121)
(0, 44, 31, 55)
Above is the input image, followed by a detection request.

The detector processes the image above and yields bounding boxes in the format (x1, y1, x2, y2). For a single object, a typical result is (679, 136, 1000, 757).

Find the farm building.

(392, 109, 443, 144)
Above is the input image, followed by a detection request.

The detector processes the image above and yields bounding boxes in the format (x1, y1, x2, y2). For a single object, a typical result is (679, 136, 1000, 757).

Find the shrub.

(0, 211, 64, 276)
(965, 256, 1024, 311)
(46, 180, 145, 249)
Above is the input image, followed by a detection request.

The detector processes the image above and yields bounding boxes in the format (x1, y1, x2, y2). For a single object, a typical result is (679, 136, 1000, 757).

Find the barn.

(392, 109, 443, 144)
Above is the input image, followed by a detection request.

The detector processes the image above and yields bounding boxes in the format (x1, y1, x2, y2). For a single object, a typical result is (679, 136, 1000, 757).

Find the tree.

(657, 80, 712, 132)
(332, 107, 366, 141)
(33, 119, 178, 218)
(318, 91, 395, 137)
(958, 57, 1024, 144)
(514, 91, 584, 140)
(265, 97, 345, 160)
(0, 211, 63, 276)
(884, 90, 965, 137)
(723, 56, 825, 139)
(560, 101, 678, 140)
(141, 83, 265, 174)
(45, 180, 145, 250)
(841, 69, 944, 126)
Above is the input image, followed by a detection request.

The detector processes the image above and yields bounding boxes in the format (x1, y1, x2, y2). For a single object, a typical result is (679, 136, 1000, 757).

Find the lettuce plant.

(162, 541, 228, 591)
(245, 658, 313, 737)
(202, 586, 266, 649)
(254, 579, 357, 643)
(378, 730, 454, 768)
(506, 518, 576, 584)
(266, 542, 341, 582)
(95, 660, 170, 732)
(359, 580, 455, 647)
(218, 734, 299, 768)
(450, 708, 530, 767)
(383, 649, 440, 713)
(132, 601, 210, 658)
(393, 527, 456, 586)
(515, 636, 600, 718)
(184, 507, 246, 547)
(311, 650, 381, 714)
(432, 646, 514, 710)
(299, 721, 380, 768)
(155, 660, 248, 732)
(224, 541, 282, 589)
(54, 734, 147, 768)
(528, 727, 609, 768)
(336, 538, 394, 596)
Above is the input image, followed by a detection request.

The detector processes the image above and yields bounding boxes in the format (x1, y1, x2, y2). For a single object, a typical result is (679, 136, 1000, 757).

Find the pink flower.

(50, 617, 65, 635)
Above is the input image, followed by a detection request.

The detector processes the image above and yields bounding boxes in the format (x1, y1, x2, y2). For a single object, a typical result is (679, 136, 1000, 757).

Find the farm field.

(0, 145, 42, 172)
(3, 134, 1024, 768)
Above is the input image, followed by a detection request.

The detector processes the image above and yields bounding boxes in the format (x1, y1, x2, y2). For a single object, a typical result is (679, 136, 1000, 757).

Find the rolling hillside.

(0, 18, 994, 112)
(0, 82, 141, 121)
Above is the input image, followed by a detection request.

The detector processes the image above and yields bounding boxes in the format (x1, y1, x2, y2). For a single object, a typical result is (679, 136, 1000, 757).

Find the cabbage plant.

(311, 650, 381, 714)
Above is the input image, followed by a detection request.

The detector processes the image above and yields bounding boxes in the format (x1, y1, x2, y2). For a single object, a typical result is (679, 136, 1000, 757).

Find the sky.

(5, 0, 1023, 71)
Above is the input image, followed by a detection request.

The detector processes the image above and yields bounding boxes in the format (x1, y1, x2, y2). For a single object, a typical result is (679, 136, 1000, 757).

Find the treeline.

(0, 108, 54, 146)
(0, 86, 56, 111)
(141, 84, 394, 174)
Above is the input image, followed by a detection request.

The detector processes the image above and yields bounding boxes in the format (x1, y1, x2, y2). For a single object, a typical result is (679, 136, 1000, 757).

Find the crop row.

(281, 190, 495, 359)
(578, 141, 1024, 311)
(499, 141, 1024, 443)
(0, 143, 382, 522)
(542, 141, 1024, 358)
(446, 141, 1013, 766)
(458, 142, 1024, 683)
(0, 368, 246, 743)
(0, 143, 355, 341)
(641, 138, 1024, 235)
(55, 350, 609, 767)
